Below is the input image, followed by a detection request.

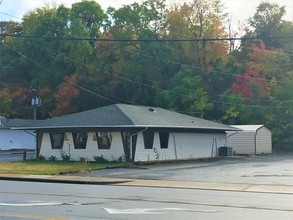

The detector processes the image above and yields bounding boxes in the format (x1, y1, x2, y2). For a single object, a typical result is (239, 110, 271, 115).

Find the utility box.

(219, 146, 233, 156)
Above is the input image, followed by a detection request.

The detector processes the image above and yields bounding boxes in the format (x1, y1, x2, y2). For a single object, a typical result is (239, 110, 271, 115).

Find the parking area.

(77, 154, 293, 186)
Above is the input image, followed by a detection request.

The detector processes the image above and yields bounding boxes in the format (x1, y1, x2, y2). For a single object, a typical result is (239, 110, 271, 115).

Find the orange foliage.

(11, 86, 28, 103)
(55, 75, 80, 116)
(248, 41, 276, 60)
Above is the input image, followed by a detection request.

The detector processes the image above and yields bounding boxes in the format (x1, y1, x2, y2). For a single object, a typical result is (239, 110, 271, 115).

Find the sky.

(0, 0, 293, 31)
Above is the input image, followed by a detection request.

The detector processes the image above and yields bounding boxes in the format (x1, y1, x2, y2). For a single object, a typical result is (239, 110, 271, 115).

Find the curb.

(118, 179, 293, 195)
(1, 174, 292, 195)
(0, 174, 132, 185)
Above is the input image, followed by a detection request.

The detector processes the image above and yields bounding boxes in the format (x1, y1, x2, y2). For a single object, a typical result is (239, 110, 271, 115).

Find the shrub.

(48, 155, 57, 161)
(93, 155, 108, 163)
(37, 155, 45, 161)
(79, 157, 89, 164)
(60, 150, 71, 161)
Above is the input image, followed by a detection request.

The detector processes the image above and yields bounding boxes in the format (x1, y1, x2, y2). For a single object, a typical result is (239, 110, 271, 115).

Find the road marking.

(104, 207, 218, 214)
(0, 213, 65, 220)
(0, 202, 79, 207)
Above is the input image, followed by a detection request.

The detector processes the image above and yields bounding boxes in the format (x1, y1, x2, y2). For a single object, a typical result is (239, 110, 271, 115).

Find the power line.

(137, 53, 293, 85)
(18, 41, 293, 106)
(0, 12, 22, 20)
(2, 41, 292, 110)
(1, 42, 120, 104)
(1, 33, 293, 42)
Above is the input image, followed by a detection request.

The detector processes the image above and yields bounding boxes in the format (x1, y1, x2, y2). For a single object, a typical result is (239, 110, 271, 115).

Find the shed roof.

(231, 125, 265, 132)
(12, 104, 238, 131)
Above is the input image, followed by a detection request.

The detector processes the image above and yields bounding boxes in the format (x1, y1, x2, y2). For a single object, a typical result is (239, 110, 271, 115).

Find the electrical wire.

(1, 33, 293, 42)
(3, 40, 292, 110)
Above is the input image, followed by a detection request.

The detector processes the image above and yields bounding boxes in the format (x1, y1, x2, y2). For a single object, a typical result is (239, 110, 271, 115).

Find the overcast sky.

(0, 0, 292, 30)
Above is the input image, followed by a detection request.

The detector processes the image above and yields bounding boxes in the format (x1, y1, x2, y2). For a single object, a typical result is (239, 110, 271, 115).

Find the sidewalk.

(1, 174, 292, 195)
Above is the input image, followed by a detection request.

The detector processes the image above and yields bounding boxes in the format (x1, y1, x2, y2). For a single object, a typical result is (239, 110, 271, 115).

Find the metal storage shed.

(226, 125, 272, 155)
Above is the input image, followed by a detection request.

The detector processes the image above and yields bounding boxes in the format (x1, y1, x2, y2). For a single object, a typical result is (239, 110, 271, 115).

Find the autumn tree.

(0, 86, 11, 116)
(54, 75, 80, 116)
(224, 41, 292, 151)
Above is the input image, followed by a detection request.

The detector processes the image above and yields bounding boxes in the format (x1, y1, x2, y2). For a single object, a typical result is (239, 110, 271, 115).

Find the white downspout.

(172, 133, 178, 160)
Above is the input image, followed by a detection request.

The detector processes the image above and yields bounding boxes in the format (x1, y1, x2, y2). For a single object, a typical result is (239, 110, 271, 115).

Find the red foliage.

(231, 42, 274, 99)
(55, 75, 80, 116)
(11, 86, 28, 103)
(231, 67, 266, 98)
(248, 41, 276, 60)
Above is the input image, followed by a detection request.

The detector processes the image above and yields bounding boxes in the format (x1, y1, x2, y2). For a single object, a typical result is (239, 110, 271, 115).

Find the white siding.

(39, 132, 124, 161)
(0, 129, 36, 150)
(226, 131, 255, 154)
(256, 127, 272, 154)
(40, 131, 227, 162)
(134, 132, 176, 162)
(134, 132, 226, 162)
(175, 133, 225, 159)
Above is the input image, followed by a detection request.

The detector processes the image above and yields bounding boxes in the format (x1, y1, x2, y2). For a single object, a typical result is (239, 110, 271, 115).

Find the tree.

(155, 66, 213, 117)
(54, 75, 80, 116)
(94, 0, 171, 106)
(248, 2, 290, 49)
(164, 0, 228, 67)
(225, 41, 293, 151)
(0, 86, 11, 116)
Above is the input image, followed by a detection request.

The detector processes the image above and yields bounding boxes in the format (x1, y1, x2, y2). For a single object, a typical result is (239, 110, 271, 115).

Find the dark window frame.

(72, 132, 88, 149)
(159, 132, 169, 149)
(96, 132, 112, 149)
(50, 133, 65, 149)
(143, 131, 154, 149)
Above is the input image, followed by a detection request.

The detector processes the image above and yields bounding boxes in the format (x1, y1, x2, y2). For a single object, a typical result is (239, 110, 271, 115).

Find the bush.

(60, 150, 70, 161)
(37, 155, 45, 161)
(79, 157, 89, 164)
(93, 155, 108, 163)
(48, 155, 57, 161)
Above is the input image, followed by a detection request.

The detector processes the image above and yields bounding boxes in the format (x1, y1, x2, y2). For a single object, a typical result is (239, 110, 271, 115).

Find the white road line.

(104, 207, 218, 214)
(0, 201, 80, 206)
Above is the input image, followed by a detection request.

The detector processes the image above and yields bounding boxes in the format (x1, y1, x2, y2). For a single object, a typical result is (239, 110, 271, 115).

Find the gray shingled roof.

(0, 118, 36, 129)
(13, 104, 237, 131)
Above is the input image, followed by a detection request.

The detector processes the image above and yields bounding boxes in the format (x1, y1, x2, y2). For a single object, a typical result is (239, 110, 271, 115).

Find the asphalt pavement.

(1, 154, 292, 194)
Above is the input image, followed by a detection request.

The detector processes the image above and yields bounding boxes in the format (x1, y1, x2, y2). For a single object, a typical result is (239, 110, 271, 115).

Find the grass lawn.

(0, 160, 128, 175)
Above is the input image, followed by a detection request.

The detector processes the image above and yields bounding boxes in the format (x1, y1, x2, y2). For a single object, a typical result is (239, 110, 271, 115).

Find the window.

(96, 132, 112, 149)
(159, 132, 169, 149)
(50, 133, 65, 149)
(143, 131, 154, 149)
(72, 132, 88, 149)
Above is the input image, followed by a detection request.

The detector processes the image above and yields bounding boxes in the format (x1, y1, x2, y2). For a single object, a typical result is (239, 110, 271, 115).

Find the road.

(1, 180, 292, 220)
(1, 155, 292, 219)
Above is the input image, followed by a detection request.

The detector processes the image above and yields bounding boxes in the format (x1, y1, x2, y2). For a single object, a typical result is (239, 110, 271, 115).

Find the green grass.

(0, 160, 128, 175)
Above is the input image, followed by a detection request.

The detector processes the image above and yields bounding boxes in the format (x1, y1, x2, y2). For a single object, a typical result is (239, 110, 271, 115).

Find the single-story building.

(0, 117, 36, 151)
(15, 104, 238, 162)
(226, 125, 272, 155)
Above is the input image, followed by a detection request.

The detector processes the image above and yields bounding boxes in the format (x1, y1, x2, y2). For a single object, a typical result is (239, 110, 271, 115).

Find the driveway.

(76, 154, 293, 186)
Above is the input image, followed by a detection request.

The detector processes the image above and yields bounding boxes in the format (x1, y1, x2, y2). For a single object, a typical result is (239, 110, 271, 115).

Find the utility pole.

(30, 89, 41, 120)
